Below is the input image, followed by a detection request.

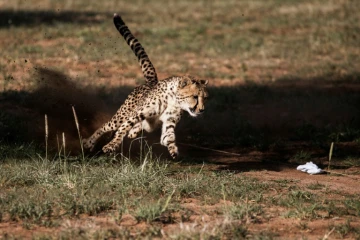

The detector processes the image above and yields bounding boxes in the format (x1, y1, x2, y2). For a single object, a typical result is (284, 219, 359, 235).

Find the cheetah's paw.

(168, 144, 179, 159)
(102, 144, 116, 154)
(83, 138, 94, 151)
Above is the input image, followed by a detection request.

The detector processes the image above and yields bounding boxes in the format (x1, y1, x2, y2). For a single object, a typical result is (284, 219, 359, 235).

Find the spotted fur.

(83, 14, 208, 158)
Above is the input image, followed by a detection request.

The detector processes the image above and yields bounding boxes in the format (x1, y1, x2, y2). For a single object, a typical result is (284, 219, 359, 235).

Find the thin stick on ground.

(45, 114, 48, 160)
(178, 142, 242, 156)
(322, 227, 335, 240)
(72, 106, 85, 162)
(62, 132, 68, 171)
(328, 142, 334, 171)
(56, 133, 62, 168)
(62, 132, 66, 158)
(56, 134, 61, 159)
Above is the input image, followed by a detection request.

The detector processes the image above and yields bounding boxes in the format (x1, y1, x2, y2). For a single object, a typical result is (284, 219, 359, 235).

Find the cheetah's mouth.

(189, 106, 201, 117)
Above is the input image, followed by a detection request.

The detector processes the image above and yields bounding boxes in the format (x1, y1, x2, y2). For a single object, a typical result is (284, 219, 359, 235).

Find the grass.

(290, 151, 312, 163)
(0, 150, 265, 238)
(331, 219, 360, 239)
(1, 0, 360, 238)
(1, 145, 360, 238)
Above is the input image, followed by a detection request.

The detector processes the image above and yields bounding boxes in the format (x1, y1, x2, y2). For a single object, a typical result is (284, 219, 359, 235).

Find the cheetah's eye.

(193, 96, 198, 99)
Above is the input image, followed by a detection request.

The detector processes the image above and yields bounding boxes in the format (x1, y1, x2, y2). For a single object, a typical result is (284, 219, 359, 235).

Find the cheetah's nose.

(199, 108, 204, 113)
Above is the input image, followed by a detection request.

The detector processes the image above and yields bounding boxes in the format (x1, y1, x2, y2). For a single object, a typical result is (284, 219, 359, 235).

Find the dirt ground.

(1, 150, 360, 239)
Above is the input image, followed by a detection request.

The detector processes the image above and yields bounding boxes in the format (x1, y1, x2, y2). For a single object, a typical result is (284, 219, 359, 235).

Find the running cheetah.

(83, 14, 209, 158)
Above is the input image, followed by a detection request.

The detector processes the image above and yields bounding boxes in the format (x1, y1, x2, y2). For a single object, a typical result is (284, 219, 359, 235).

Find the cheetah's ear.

(200, 80, 208, 85)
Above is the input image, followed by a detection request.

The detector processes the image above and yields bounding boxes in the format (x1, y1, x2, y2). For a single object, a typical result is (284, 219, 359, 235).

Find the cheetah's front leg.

(160, 111, 182, 159)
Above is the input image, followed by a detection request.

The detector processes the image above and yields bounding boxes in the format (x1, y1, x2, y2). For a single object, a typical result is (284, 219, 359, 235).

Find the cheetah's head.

(177, 76, 209, 117)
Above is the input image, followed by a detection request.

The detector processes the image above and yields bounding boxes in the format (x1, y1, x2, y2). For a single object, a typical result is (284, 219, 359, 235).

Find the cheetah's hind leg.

(128, 122, 142, 139)
(83, 120, 117, 152)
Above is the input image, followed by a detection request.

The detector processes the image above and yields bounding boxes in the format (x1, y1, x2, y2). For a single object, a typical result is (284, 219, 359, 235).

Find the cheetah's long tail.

(113, 13, 158, 86)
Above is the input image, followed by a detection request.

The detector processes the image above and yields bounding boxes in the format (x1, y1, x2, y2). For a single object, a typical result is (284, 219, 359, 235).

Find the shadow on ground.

(1, 68, 360, 169)
(0, 9, 126, 28)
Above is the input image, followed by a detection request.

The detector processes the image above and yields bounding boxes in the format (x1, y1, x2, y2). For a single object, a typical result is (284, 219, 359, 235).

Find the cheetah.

(83, 14, 209, 158)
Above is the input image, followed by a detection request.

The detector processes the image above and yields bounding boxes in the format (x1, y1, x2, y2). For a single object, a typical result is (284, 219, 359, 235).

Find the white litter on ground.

(296, 161, 324, 175)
